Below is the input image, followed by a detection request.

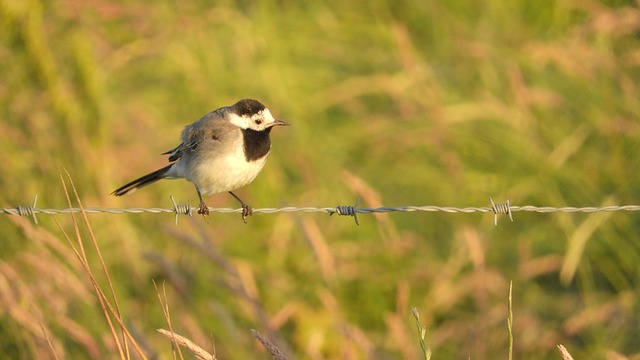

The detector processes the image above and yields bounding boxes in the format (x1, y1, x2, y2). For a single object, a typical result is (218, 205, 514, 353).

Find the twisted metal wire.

(2, 195, 640, 225)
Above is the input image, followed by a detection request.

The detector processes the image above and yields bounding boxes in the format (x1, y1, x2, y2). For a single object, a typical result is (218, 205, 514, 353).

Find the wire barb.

(14, 195, 39, 224)
(490, 197, 513, 226)
(170, 196, 192, 225)
(328, 198, 360, 225)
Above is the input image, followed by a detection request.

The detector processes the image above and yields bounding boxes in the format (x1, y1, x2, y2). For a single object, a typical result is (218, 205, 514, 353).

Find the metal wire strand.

(3, 195, 640, 225)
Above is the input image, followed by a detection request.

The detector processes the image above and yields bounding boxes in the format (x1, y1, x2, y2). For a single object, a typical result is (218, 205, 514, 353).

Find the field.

(1, 0, 639, 359)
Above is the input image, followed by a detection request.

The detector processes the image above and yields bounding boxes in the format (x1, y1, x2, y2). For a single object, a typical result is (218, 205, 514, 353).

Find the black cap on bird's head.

(233, 99, 267, 117)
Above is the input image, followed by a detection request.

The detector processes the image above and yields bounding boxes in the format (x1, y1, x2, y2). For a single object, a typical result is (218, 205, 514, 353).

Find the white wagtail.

(112, 99, 289, 222)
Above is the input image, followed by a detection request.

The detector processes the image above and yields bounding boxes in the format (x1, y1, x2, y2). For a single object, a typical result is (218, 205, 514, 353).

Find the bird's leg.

(196, 189, 209, 216)
(229, 191, 252, 223)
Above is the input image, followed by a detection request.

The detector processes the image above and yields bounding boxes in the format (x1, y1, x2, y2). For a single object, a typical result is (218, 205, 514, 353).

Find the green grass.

(1, 0, 639, 358)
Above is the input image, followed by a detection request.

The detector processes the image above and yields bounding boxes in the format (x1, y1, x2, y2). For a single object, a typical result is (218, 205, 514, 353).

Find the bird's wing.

(166, 111, 232, 161)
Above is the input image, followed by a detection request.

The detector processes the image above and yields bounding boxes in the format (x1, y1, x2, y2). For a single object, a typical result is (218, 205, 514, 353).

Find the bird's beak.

(271, 119, 290, 127)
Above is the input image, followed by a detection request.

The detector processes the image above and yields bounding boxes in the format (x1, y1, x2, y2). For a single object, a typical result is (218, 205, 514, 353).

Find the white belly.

(170, 146, 268, 195)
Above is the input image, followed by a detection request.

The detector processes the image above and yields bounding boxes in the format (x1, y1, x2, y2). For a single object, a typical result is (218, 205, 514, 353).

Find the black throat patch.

(242, 128, 272, 161)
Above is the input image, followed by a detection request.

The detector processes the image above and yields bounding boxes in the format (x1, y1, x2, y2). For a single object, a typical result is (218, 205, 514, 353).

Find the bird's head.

(228, 99, 289, 131)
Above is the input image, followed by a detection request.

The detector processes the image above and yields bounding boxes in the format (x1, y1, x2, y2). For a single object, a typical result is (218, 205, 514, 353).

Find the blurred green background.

(1, 0, 639, 358)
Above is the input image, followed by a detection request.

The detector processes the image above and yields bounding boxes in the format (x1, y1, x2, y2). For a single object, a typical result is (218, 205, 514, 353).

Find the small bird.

(112, 99, 289, 222)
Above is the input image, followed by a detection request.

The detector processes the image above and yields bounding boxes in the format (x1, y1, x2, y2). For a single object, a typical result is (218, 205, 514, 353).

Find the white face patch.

(227, 112, 251, 129)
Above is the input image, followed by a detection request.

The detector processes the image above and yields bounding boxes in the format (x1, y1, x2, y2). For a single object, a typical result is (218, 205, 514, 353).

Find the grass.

(412, 307, 432, 360)
(1, 0, 640, 358)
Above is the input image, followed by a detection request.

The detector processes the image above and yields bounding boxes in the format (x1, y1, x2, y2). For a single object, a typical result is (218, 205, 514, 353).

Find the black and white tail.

(112, 165, 173, 196)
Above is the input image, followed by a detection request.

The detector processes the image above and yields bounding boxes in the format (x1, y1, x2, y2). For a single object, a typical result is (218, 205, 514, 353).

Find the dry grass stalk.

(157, 329, 216, 360)
(557, 344, 574, 360)
(251, 329, 288, 360)
(59, 172, 147, 359)
(154, 280, 184, 360)
(39, 321, 60, 360)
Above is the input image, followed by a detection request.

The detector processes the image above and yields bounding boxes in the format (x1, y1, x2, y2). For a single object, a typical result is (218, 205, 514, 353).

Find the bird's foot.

(197, 200, 210, 216)
(240, 203, 253, 224)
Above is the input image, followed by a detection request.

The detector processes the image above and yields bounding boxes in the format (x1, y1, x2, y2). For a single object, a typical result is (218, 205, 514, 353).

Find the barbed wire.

(2, 195, 640, 225)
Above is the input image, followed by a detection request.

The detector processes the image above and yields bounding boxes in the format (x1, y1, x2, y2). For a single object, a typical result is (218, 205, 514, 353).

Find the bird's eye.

(255, 119, 263, 125)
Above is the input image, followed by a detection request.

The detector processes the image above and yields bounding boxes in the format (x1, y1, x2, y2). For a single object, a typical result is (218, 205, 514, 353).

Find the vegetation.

(1, 0, 639, 358)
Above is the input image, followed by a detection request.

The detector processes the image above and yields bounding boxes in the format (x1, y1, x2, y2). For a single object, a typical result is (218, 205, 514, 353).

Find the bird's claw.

(197, 200, 210, 216)
(241, 204, 253, 223)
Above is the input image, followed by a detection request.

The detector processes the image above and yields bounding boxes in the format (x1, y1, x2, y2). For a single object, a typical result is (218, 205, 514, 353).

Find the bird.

(112, 99, 289, 222)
